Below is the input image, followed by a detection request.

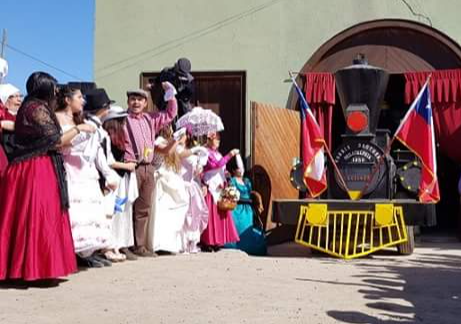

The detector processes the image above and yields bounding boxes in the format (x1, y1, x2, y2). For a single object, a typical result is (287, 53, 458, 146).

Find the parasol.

(176, 106, 224, 136)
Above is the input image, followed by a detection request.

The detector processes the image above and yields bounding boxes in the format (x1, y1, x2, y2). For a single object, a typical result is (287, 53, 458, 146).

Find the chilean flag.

(394, 79, 440, 203)
(292, 77, 327, 198)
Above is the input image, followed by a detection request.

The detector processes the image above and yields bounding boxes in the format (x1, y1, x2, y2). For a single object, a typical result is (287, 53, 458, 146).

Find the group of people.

(0, 70, 265, 282)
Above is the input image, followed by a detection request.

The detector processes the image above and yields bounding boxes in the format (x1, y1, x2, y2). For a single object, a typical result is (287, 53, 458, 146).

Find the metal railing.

(295, 204, 408, 259)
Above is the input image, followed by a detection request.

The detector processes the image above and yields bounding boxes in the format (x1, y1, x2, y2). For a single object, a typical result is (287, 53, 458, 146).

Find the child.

(226, 156, 267, 256)
(82, 88, 124, 263)
(102, 106, 138, 261)
(147, 129, 188, 254)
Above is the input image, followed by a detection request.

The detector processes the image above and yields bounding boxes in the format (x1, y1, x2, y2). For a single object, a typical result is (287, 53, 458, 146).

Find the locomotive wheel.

(397, 226, 415, 255)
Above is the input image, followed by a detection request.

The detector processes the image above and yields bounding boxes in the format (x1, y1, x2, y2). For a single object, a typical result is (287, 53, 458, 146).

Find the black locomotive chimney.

(335, 54, 389, 136)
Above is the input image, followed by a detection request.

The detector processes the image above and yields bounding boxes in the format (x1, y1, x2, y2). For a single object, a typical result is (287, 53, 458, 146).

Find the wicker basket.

(218, 199, 237, 211)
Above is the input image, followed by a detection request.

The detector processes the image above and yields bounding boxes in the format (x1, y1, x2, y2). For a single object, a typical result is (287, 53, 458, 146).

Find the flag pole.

(289, 71, 354, 198)
(1, 29, 7, 59)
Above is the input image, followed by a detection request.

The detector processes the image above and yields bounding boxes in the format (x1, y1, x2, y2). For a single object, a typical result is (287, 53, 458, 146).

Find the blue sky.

(1, 0, 94, 92)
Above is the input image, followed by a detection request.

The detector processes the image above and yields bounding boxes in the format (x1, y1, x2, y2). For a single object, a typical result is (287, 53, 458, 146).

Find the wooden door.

(251, 102, 300, 229)
(192, 72, 246, 155)
(141, 71, 246, 155)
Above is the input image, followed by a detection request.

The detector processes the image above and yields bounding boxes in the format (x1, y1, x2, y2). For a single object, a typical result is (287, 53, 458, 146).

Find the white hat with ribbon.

(101, 105, 128, 123)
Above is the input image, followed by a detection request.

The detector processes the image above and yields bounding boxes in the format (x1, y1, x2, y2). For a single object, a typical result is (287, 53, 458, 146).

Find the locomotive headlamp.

(347, 111, 368, 132)
(345, 103, 369, 134)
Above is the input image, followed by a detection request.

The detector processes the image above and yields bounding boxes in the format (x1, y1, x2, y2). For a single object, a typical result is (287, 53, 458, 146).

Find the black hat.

(174, 58, 193, 82)
(84, 88, 114, 112)
(175, 58, 191, 74)
(68, 82, 97, 95)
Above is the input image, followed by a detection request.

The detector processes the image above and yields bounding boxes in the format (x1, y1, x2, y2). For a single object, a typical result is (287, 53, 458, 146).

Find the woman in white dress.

(55, 85, 117, 267)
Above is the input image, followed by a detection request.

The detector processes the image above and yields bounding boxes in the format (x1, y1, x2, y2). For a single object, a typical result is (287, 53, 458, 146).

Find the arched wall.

(289, 19, 461, 109)
(304, 19, 461, 73)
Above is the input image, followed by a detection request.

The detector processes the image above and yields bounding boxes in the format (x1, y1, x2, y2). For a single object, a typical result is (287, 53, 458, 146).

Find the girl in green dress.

(226, 158, 266, 256)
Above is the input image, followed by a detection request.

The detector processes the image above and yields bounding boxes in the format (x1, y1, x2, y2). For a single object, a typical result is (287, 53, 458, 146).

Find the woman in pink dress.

(200, 132, 239, 251)
(0, 72, 89, 281)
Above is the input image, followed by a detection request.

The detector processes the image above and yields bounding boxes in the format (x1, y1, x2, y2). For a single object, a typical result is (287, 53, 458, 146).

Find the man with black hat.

(149, 58, 194, 117)
(124, 81, 178, 257)
(84, 88, 120, 193)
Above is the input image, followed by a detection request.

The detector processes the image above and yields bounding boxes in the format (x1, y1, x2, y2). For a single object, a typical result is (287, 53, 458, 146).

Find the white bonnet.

(0, 83, 20, 104)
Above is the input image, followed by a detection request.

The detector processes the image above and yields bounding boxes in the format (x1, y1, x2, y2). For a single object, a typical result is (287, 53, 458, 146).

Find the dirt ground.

(0, 241, 460, 324)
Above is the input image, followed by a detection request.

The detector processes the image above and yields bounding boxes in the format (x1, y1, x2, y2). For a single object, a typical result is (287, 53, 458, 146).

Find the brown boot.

(132, 246, 157, 257)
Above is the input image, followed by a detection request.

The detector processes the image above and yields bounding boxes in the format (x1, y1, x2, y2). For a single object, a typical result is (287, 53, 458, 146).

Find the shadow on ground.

(0, 278, 68, 290)
(298, 242, 461, 323)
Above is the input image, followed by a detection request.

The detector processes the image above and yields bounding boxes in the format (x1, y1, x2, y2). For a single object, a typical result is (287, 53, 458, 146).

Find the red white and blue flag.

(394, 79, 440, 203)
(292, 77, 327, 198)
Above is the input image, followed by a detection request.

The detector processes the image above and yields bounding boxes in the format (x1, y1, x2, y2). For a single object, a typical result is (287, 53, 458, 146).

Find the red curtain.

(303, 72, 335, 148)
(404, 69, 461, 163)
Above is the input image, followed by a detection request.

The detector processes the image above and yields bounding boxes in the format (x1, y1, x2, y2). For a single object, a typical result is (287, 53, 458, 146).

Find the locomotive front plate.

(333, 141, 387, 196)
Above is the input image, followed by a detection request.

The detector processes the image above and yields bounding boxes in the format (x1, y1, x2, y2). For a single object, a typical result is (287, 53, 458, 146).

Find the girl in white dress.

(147, 130, 209, 254)
(102, 106, 138, 260)
(147, 133, 188, 254)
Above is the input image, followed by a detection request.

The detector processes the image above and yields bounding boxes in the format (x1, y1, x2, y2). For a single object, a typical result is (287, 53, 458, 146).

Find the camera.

(148, 58, 194, 117)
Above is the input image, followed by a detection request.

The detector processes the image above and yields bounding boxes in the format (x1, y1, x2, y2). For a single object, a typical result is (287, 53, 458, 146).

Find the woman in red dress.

(0, 72, 94, 281)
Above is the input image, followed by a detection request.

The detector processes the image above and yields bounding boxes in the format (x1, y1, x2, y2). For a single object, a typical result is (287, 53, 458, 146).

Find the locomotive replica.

(273, 58, 435, 259)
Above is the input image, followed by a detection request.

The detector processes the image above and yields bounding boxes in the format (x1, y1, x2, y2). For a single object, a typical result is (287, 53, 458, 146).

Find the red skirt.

(0, 145, 8, 177)
(200, 192, 239, 246)
(0, 155, 77, 281)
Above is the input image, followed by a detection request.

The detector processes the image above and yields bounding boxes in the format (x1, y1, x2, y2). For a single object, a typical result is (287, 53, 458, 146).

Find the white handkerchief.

(236, 153, 245, 174)
(173, 127, 186, 141)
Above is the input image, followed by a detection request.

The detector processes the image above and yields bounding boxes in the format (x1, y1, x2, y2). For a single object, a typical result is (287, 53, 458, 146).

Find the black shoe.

(76, 255, 88, 267)
(80, 256, 104, 268)
(200, 245, 213, 253)
(211, 246, 221, 252)
(156, 250, 176, 256)
(92, 255, 112, 267)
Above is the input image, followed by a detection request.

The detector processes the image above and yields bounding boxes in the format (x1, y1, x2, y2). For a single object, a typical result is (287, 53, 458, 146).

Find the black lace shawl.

(10, 99, 69, 210)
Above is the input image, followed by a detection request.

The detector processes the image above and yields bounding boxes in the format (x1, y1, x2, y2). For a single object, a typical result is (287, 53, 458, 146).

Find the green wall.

(94, 0, 461, 107)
